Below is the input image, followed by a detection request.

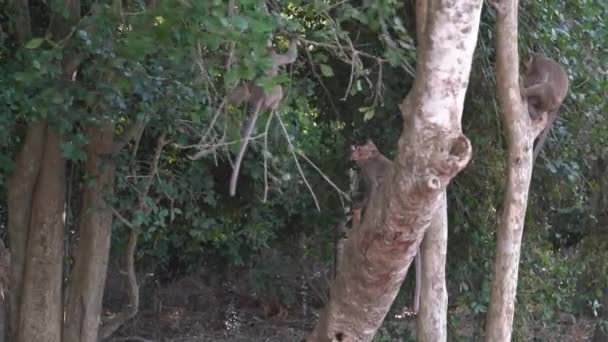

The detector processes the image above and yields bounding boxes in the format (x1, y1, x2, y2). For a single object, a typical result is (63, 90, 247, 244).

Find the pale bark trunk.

(16, 128, 65, 342)
(484, 0, 545, 340)
(414, 1, 448, 339)
(307, 1, 481, 340)
(6, 122, 45, 340)
(63, 122, 116, 342)
(417, 192, 448, 342)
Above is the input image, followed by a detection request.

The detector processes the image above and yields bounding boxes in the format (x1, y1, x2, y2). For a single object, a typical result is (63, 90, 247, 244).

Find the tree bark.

(417, 192, 448, 342)
(6, 122, 45, 340)
(0, 240, 10, 342)
(6, 0, 35, 338)
(16, 128, 66, 342)
(412, 1, 448, 340)
(307, 1, 481, 340)
(63, 122, 116, 342)
(484, 1, 547, 340)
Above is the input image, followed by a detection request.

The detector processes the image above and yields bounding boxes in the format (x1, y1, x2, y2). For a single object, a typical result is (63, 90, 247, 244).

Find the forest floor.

(105, 272, 598, 342)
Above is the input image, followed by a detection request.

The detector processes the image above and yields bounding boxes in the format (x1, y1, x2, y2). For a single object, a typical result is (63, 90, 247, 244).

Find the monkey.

(227, 37, 298, 196)
(350, 140, 393, 214)
(520, 54, 569, 162)
(349, 140, 422, 314)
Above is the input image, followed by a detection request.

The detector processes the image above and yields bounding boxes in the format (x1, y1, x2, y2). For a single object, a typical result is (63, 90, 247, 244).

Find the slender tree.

(484, 0, 551, 340)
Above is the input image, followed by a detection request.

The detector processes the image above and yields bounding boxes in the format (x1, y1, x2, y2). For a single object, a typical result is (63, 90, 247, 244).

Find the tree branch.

(100, 132, 168, 340)
(112, 120, 146, 156)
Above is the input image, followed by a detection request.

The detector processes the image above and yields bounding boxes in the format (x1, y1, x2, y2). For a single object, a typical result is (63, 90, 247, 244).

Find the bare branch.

(275, 113, 320, 211)
(296, 151, 350, 206)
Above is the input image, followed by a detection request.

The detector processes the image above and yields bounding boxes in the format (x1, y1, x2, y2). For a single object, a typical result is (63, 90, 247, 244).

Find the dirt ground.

(103, 273, 598, 342)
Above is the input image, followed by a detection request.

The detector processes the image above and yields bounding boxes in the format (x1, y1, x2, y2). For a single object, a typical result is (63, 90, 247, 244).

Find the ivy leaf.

(25, 38, 45, 49)
(319, 64, 334, 77)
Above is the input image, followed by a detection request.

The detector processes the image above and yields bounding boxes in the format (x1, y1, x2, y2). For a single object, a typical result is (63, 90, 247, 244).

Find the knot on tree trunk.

(423, 131, 472, 192)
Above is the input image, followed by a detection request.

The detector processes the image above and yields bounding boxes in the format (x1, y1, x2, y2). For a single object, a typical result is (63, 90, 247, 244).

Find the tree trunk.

(414, 1, 448, 340)
(417, 192, 448, 342)
(16, 128, 66, 342)
(63, 122, 116, 342)
(6, 0, 35, 337)
(484, 1, 546, 340)
(307, 1, 481, 340)
(6, 122, 45, 340)
(0, 240, 10, 342)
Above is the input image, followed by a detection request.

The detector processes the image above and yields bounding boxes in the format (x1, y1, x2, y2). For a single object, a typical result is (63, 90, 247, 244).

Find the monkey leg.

(263, 86, 283, 112)
(413, 247, 421, 313)
(398, 247, 422, 318)
(226, 83, 251, 106)
(522, 83, 558, 111)
(487, 0, 507, 14)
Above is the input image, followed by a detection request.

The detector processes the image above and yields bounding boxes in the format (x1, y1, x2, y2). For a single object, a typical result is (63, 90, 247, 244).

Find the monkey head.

(350, 140, 380, 162)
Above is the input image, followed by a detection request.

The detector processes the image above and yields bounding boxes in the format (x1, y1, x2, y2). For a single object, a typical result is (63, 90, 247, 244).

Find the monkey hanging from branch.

(349, 140, 422, 315)
(520, 54, 569, 162)
(226, 36, 299, 196)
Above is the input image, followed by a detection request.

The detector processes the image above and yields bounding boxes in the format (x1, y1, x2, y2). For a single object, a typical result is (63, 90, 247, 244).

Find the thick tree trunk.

(16, 128, 66, 342)
(307, 1, 481, 340)
(0, 240, 10, 342)
(417, 192, 448, 342)
(63, 122, 116, 342)
(7, 0, 35, 338)
(484, 1, 546, 340)
(6, 122, 45, 340)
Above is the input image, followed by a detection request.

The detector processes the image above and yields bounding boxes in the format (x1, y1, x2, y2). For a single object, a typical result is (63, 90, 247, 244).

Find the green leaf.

(319, 64, 334, 77)
(232, 15, 249, 32)
(25, 38, 45, 49)
(363, 108, 375, 121)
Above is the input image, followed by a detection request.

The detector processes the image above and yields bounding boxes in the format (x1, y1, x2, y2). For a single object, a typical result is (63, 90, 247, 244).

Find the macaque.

(350, 140, 393, 213)
(520, 54, 569, 162)
(350, 140, 421, 314)
(227, 38, 298, 196)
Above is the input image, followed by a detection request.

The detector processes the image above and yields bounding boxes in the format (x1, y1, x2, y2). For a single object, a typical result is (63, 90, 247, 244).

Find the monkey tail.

(229, 103, 262, 196)
(413, 248, 421, 313)
(532, 109, 559, 163)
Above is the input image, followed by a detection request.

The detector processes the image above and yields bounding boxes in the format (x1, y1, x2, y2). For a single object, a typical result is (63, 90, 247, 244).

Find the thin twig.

(263, 112, 274, 202)
(185, 133, 266, 160)
(342, 51, 358, 101)
(296, 150, 350, 206)
(301, 38, 386, 62)
(303, 48, 341, 118)
(198, 99, 226, 144)
(275, 113, 320, 211)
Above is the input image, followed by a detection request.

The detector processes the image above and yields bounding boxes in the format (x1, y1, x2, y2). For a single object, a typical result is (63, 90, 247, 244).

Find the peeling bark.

(307, 1, 481, 340)
(63, 122, 116, 342)
(484, 0, 543, 340)
(417, 192, 448, 342)
(16, 129, 66, 342)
